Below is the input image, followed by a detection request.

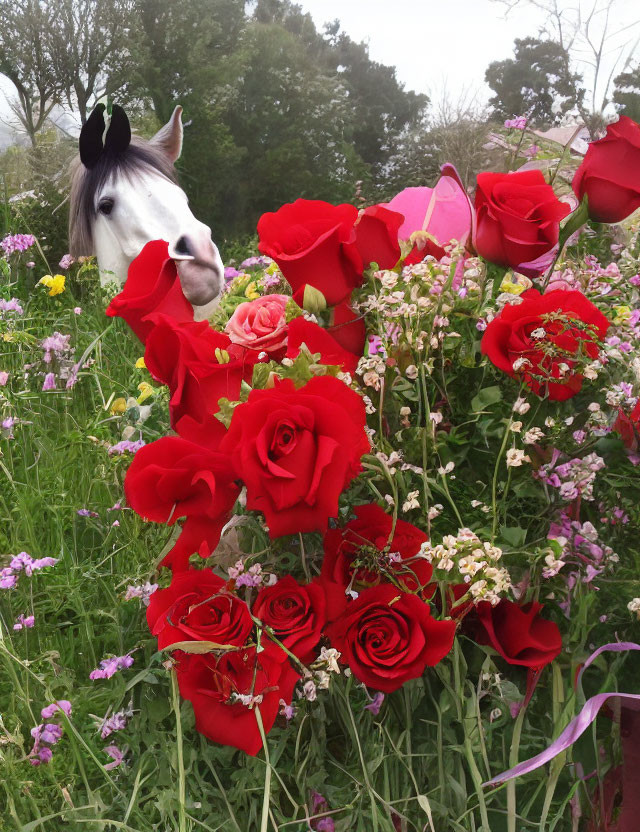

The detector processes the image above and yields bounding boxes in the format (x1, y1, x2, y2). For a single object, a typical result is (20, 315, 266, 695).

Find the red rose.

(326, 300, 366, 358)
(253, 576, 326, 662)
(257, 199, 363, 307)
(144, 314, 256, 447)
(481, 288, 610, 400)
(286, 317, 359, 374)
(614, 399, 640, 450)
(123, 436, 240, 569)
(474, 171, 571, 276)
(176, 647, 300, 755)
(106, 240, 193, 342)
(220, 376, 369, 537)
(326, 584, 455, 693)
(225, 295, 290, 358)
(354, 205, 403, 271)
(147, 569, 253, 650)
(473, 599, 562, 670)
(573, 116, 640, 223)
(321, 504, 433, 610)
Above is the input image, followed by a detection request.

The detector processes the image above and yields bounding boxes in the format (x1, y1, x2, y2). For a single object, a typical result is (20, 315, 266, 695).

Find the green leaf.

(302, 284, 327, 314)
(499, 525, 527, 547)
(559, 194, 589, 250)
(471, 386, 503, 412)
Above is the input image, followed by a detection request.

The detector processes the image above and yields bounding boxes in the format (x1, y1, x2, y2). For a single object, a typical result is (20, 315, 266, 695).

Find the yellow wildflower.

(613, 305, 632, 325)
(137, 382, 155, 404)
(135, 357, 146, 369)
(110, 397, 127, 415)
(244, 281, 260, 299)
(499, 274, 530, 296)
(38, 274, 66, 296)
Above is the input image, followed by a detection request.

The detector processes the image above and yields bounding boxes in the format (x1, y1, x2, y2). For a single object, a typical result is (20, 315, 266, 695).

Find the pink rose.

(225, 295, 289, 358)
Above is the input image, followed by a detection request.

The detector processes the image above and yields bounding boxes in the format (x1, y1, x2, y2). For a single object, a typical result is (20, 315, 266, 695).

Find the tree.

(485, 37, 584, 126)
(46, 0, 135, 124)
(491, 0, 640, 134)
(613, 63, 640, 122)
(0, 0, 60, 146)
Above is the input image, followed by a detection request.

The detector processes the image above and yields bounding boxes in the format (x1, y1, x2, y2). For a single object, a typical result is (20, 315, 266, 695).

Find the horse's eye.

(98, 198, 114, 216)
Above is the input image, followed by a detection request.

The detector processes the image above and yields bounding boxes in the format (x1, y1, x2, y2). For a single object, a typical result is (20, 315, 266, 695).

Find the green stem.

(507, 704, 527, 832)
(171, 671, 187, 832)
(255, 706, 272, 832)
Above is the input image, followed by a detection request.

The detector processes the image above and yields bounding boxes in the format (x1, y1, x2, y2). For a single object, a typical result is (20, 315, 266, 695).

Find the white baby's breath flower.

(506, 448, 530, 467)
(405, 365, 418, 380)
(402, 490, 420, 511)
(512, 357, 531, 372)
(513, 397, 530, 415)
(438, 461, 455, 476)
(510, 421, 523, 433)
(523, 427, 544, 444)
(428, 504, 443, 520)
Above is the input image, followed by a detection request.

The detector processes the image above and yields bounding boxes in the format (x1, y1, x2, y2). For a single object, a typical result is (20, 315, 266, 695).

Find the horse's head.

(69, 104, 224, 309)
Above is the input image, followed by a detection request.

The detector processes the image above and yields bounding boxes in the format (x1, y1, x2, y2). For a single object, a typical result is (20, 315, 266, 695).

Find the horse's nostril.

(174, 235, 192, 256)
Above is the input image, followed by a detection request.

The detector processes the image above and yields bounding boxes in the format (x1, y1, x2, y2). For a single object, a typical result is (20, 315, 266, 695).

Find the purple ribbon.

(484, 642, 640, 787)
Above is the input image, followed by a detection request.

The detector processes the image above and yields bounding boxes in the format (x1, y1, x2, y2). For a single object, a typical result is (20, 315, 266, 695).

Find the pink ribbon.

(484, 642, 640, 787)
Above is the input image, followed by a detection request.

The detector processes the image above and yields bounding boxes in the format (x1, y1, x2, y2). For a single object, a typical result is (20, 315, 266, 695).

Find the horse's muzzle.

(170, 234, 224, 306)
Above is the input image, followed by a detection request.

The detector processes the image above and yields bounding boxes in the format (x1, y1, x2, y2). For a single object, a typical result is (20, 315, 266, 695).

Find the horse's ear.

(79, 104, 106, 168)
(104, 104, 131, 155)
(150, 106, 183, 164)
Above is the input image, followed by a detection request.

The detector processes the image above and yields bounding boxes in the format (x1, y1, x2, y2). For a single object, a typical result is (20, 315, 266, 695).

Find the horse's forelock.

(68, 137, 177, 257)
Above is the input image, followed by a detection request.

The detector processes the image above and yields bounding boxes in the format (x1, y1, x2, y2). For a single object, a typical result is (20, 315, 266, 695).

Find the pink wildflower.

(13, 614, 35, 630)
(42, 373, 56, 391)
(0, 371, 9, 385)
(90, 654, 134, 680)
(41, 701, 72, 719)
(104, 745, 124, 770)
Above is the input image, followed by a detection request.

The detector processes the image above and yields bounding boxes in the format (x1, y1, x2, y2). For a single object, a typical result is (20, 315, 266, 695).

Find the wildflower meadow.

(2, 103, 640, 832)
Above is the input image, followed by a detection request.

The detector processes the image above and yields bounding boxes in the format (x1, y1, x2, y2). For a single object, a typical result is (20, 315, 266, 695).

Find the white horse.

(69, 104, 224, 320)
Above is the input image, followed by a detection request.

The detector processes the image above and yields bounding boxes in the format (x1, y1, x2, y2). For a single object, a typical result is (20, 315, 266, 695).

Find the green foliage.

(613, 62, 640, 122)
(485, 37, 584, 126)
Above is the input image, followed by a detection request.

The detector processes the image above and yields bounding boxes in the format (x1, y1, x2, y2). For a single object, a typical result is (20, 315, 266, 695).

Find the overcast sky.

(1, 0, 639, 143)
(296, 0, 640, 107)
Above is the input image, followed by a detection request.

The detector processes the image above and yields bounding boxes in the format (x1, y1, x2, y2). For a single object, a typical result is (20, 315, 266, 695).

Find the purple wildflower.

(42, 373, 56, 391)
(73, 306, 82, 315)
(504, 116, 527, 129)
(240, 255, 272, 269)
(77, 508, 99, 518)
(13, 614, 35, 630)
(41, 700, 72, 719)
(279, 698, 296, 721)
(224, 266, 241, 281)
(29, 747, 53, 766)
(364, 691, 385, 715)
(124, 582, 158, 606)
(100, 707, 132, 739)
(1, 570, 17, 589)
(0, 298, 24, 315)
(1, 233, 35, 256)
(40, 332, 72, 363)
(59, 254, 75, 269)
(104, 744, 124, 770)
(89, 653, 134, 681)
(108, 439, 145, 456)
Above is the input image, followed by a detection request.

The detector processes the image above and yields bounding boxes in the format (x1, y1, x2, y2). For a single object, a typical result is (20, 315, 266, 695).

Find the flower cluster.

(103, 114, 640, 759)
(1, 233, 35, 257)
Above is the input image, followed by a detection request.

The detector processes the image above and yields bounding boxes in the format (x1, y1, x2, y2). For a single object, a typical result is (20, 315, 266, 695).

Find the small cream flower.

(506, 448, 530, 467)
